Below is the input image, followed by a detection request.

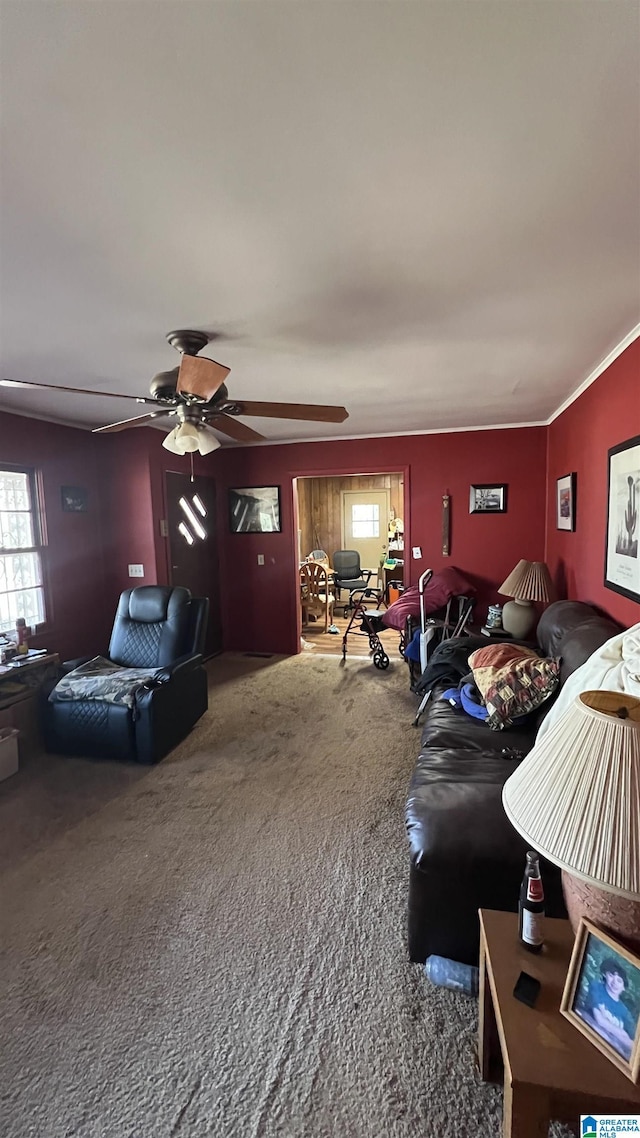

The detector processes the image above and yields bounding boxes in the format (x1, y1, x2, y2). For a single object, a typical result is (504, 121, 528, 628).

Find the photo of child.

(573, 933, 640, 1062)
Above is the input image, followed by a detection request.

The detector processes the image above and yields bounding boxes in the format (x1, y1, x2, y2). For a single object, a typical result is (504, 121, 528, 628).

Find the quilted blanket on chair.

(49, 656, 160, 708)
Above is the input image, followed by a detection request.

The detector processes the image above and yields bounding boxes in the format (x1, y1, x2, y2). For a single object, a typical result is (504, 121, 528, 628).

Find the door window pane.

(351, 503, 379, 538)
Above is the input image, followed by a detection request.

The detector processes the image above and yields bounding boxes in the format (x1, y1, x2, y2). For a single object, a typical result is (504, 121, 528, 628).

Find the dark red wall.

(99, 430, 159, 599)
(147, 442, 221, 588)
(546, 337, 640, 628)
(0, 412, 112, 660)
(100, 431, 221, 596)
(216, 428, 548, 655)
(3, 331, 637, 665)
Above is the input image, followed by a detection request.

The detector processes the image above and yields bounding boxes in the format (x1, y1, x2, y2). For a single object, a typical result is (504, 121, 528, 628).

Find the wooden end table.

(0, 652, 60, 757)
(479, 909, 640, 1138)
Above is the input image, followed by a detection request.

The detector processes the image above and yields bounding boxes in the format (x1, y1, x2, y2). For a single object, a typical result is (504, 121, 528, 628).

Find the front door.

(165, 472, 222, 658)
(341, 490, 390, 573)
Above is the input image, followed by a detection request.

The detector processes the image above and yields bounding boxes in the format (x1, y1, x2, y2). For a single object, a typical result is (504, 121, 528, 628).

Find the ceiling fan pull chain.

(190, 452, 194, 483)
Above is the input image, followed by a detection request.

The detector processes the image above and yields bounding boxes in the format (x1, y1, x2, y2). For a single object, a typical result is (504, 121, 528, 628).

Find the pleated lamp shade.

(499, 559, 553, 602)
(503, 691, 640, 898)
(498, 559, 553, 638)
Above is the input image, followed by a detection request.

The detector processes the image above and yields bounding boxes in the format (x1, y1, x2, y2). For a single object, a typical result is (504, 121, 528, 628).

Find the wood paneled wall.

(297, 473, 403, 563)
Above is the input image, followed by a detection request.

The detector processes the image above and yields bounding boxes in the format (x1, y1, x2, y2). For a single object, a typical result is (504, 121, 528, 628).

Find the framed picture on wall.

(556, 472, 576, 531)
(469, 484, 507, 514)
(229, 486, 281, 533)
(604, 434, 640, 603)
(61, 485, 88, 512)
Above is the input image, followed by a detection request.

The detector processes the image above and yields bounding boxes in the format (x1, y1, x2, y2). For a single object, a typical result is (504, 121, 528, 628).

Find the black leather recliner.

(43, 586, 209, 764)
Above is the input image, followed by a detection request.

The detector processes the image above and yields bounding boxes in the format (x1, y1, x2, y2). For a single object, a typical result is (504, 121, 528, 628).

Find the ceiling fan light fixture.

(196, 428, 221, 456)
(162, 427, 184, 455)
(162, 422, 221, 456)
(162, 421, 200, 453)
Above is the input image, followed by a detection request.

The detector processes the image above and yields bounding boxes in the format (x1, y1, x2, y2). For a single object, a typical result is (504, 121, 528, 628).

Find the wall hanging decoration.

(61, 486, 88, 512)
(605, 434, 640, 602)
(229, 486, 281, 533)
(560, 918, 640, 1083)
(441, 494, 451, 556)
(556, 472, 576, 531)
(469, 484, 507, 514)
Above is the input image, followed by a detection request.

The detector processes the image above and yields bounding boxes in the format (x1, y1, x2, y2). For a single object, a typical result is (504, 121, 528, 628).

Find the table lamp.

(498, 559, 553, 639)
(503, 690, 640, 950)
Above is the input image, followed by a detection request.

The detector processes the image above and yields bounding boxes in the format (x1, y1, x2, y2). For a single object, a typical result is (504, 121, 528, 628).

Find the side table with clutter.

(0, 630, 60, 779)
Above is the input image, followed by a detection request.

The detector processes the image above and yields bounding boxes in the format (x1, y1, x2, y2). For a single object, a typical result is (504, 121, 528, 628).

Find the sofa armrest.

(61, 655, 95, 675)
(133, 661, 208, 763)
(154, 652, 203, 683)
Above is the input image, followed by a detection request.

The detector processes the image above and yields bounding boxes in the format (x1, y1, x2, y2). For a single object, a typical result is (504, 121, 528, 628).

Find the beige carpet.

(0, 652, 506, 1137)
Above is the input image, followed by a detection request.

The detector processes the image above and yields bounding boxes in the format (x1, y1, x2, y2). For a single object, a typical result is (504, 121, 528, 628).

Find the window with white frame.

(351, 503, 380, 539)
(0, 468, 46, 634)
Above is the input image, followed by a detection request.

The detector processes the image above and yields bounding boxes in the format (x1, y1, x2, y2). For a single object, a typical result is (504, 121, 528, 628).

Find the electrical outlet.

(257, 554, 265, 566)
(412, 546, 422, 559)
(128, 564, 144, 578)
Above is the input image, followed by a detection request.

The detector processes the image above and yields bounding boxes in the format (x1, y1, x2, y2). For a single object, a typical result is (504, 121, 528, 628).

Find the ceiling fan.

(0, 329, 349, 454)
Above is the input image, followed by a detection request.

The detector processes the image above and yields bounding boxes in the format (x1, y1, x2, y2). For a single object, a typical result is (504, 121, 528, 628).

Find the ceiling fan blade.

(176, 355, 230, 402)
(209, 413, 265, 443)
(0, 377, 157, 404)
(233, 400, 349, 423)
(92, 411, 170, 434)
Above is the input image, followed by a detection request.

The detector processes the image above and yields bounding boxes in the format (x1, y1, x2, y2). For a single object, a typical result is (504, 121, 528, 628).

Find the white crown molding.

(3, 320, 638, 445)
(238, 419, 548, 448)
(0, 404, 92, 432)
(546, 322, 640, 425)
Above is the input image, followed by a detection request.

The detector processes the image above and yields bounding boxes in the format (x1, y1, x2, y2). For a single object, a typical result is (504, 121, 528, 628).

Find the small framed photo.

(605, 434, 640, 603)
(469, 484, 508, 514)
(556, 472, 576, 531)
(560, 918, 640, 1082)
(229, 486, 281, 533)
(61, 485, 88, 512)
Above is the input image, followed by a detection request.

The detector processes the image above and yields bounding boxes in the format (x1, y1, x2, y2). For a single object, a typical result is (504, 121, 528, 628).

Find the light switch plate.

(159, 519, 169, 538)
(257, 554, 265, 566)
(128, 564, 144, 577)
(412, 547, 422, 559)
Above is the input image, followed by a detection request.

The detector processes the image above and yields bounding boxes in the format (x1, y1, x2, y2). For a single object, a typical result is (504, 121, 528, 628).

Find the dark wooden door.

(165, 472, 222, 658)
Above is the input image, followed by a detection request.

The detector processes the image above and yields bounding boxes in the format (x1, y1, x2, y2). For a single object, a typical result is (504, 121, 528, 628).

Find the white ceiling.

(1, 1, 639, 443)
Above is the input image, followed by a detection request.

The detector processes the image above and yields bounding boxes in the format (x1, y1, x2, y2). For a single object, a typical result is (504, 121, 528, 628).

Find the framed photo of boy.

(561, 918, 640, 1082)
(556, 472, 576, 531)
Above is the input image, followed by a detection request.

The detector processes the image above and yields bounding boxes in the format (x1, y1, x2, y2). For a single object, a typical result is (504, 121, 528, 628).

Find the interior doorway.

(295, 472, 405, 657)
(165, 472, 222, 658)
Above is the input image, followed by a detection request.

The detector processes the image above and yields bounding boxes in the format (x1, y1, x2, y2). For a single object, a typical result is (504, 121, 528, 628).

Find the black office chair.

(332, 550, 374, 616)
(43, 585, 209, 764)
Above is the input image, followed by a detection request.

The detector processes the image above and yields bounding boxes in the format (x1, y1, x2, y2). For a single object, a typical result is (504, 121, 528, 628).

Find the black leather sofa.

(43, 585, 209, 764)
(405, 600, 621, 965)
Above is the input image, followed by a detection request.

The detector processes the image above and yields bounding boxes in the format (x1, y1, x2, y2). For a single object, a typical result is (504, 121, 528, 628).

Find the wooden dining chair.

(300, 562, 335, 633)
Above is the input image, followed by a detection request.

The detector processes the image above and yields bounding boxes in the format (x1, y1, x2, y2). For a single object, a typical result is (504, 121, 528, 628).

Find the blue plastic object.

(424, 955, 479, 997)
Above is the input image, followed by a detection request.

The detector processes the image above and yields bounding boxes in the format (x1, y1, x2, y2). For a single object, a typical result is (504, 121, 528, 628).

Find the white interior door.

(341, 490, 390, 572)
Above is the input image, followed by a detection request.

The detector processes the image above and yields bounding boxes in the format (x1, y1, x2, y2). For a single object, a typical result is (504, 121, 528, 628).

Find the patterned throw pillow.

(468, 643, 540, 690)
(468, 644, 560, 730)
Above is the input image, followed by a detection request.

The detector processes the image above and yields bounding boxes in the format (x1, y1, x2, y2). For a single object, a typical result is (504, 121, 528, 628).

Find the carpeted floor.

(0, 652, 506, 1137)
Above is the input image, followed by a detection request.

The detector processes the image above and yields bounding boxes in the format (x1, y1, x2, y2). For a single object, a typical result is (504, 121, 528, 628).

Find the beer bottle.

(518, 850, 544, 953)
